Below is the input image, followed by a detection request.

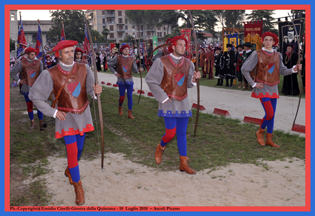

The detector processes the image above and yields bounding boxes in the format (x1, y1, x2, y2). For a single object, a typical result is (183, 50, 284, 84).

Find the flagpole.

(38, 20, 46, 68)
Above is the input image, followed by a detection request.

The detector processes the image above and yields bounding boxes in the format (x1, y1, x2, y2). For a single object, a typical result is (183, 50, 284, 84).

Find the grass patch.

(9, 82, 305, 205)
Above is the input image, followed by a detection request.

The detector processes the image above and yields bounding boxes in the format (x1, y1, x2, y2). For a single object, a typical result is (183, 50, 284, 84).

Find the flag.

(60, 22, 66, 41)
(17, 16, 27, 57)
(83, 24, 91, 65)
(243, 20, 263, 50)
(35, 21, 43, 58)
(278, 18, 304, 56)
(84, 24, 91, 55)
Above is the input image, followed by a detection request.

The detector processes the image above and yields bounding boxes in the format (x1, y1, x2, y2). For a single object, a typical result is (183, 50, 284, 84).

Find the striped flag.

(35, 21, 43, 58)
(17, 15, 27, 57)
(83, 24, 91, 64)
(60, 21, 66, 41)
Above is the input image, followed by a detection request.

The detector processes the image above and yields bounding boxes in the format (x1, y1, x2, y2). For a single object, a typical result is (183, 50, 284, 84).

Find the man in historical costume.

(45, 54, 55, 69)
(107, 44, 142, 119)
(222, 44, 236, 87)
(199, 47, 206, 78)
(205, 46, 214, 79)
(281, 44, 299, 96)
(145, 36, 201, 174)
(29, 40, 103, 205)
(241, 42, 253, 90)
(241, 32, 302, 148)
(214, 46, 223, 86)
(74, 47, 89, 65)
(10, 47, 47, 131)
(95, 53, 102, 71)
(234, 45, 244, 88)
(102, 52, 108, 71)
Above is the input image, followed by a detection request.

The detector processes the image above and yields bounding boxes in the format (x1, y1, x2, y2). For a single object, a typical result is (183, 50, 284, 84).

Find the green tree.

(47, 10, 87, 43)
(101, 28, 110, 43)
(224, 10, 245, 29)
(246, 10, 278, 35)
(144, 10, 162, 38)
(125, 10, 145, 39)
(122, 35, 135, 43)
(214, 10, 226, 29)
(157, 10, 181, 35)
(291, 10, 305, 19)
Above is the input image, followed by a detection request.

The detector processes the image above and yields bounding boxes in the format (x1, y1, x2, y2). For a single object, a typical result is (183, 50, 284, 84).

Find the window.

(125, 25, 128, 30)
(118, 32, 123, 38)
(118, 18, 123, 24)
(110, 26, 114, 31)
(125, 19, 128, 24)
(110, 33, 114, 38)
(157, 26, 161, 30)
(103, 26, 106, 29)
(102, 18, 105, 24)
(164, 32, 166, 36)
(118, 11, 122, 16)
(102, 11, 105, 15)
(126, 32, 128, 36)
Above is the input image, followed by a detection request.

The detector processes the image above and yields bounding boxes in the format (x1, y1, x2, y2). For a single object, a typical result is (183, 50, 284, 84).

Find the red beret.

(199, 47, 205, 52)
(75, 47, 84, 53)
(166, 36, 188, 53)
(261, 31, 279, 45)
(45, 54, 51, 59)
(120, 44, 130, 52)
(25, 47, 38, 54)
(214, 46, 222, 51)
(52, 40, 78, 52)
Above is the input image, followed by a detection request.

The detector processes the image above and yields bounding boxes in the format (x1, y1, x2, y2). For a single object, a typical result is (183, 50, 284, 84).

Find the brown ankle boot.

(29, 120, 35, 130)
(128, 110, 134, 119)
(39, 119, 47, 131)
(179, 156, 196, 174)
(238, 82, 242, 88)
(155, 143, 166, 164)
(118, 106, 123, 116)
(265, 133, 280, 148)
(73, 180, 85, 205)
(256, 127, 265, 146)
(65, 167, 73, 185)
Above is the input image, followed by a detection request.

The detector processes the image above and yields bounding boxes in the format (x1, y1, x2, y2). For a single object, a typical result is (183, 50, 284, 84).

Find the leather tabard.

(116, 55, 134, 79)
(255, 50, 280, 86)
(20, 58, 41, 86)
(160, 55, 190, 101)
(49, 63, 88, 114)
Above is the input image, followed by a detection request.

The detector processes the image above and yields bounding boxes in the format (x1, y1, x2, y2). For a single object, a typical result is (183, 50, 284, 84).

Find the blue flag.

(17, 17, 27, 57)
(35, 22, 43, 58)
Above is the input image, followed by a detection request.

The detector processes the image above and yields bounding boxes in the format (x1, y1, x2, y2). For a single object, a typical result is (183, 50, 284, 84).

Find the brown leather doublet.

(49, 63, 88, 114)
(20, 58, 41, 86)
(160, 55, 191, 101)
(255, 50, 280, 86)
(116, 55, 134, 79)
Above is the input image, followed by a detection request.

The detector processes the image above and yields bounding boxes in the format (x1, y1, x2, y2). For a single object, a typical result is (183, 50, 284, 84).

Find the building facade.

(85, 10, 172, 43)
(10, 10, 53, 57)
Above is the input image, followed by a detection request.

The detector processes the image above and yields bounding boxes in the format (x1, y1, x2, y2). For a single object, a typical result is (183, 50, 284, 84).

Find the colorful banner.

(278, 18, 304, 56)
(17, 15, 27, 57)
(180, 28, 192, 57)
(60, 21, 66, 41)
(243, 20, 263, 50)
(152, 36, 158, 56)
(35, 21, 43, 58)
(224, 33, 238, 52)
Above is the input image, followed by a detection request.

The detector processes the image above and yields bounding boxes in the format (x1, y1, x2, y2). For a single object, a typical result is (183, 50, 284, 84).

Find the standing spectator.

(235, 45, 244, 88)
(95, 53, 102, 71)
(222, 44, 236, 87)
(281, 44, 299, 95)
